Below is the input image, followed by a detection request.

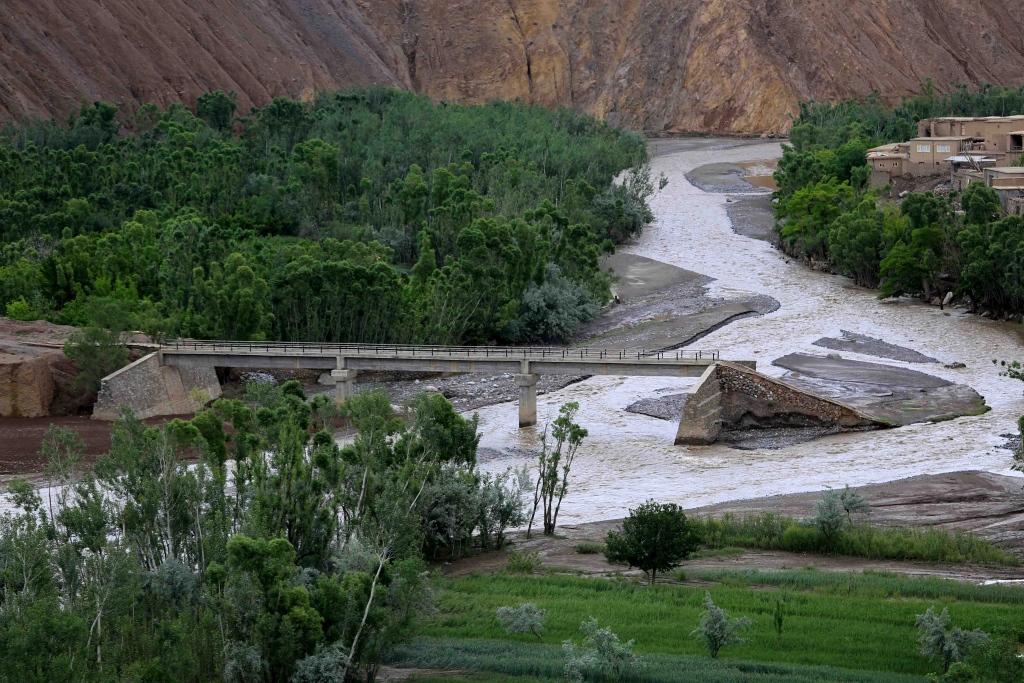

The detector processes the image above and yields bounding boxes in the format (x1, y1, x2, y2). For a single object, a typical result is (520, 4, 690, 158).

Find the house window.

(936, 144, 951, 153)
(916, 144, 931, 153)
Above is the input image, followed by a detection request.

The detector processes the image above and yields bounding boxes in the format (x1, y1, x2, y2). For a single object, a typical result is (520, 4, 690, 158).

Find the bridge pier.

(330, 368, 357, 405)
(516, 373, 538, 427)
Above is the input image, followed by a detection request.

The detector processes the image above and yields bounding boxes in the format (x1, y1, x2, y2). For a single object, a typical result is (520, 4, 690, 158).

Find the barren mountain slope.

(2, 0, 1024, 133)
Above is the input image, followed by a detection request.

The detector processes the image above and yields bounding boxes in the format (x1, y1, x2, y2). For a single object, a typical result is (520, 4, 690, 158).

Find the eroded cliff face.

(2, 0, 1024, 134)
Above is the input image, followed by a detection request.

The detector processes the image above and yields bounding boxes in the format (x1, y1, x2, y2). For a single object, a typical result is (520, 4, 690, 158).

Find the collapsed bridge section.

(675, 362, 891, 445)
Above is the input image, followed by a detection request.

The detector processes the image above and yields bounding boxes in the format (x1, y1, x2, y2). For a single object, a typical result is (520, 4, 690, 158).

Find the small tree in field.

(915, 606, 989, 673)
(563, 617, 643, 682)
(604, 500, 700, 584)
(812, 489, 847, 546)
(527, 402, 587, 537)
(496, 603, 546, 639)
(692, 592, 751, 658)
(838, 484, 870, 523)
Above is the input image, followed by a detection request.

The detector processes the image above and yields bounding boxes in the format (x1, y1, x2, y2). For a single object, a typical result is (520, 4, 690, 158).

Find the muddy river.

(476, 138, 1024, 523)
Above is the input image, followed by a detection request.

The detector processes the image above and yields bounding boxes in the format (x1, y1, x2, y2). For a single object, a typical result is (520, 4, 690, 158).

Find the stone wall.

(675, 362, 884, 445)
(93, 353, 221, 421)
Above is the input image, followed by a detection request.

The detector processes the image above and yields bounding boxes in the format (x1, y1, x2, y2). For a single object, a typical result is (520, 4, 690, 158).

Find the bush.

(691, 592, 752, 659)
(496, 603, 546, 639)
(575, 542, 606, 555)
(5, 297, 38, 321)
(563, 617, 643, 682)
(915, 607, 989, 674)
(811, 490, 848, 546)
(691, 512, 1017, 566)
(509, 265, 600, 344)
(780, 524, 821, 553)
(506, 550, 542, 574)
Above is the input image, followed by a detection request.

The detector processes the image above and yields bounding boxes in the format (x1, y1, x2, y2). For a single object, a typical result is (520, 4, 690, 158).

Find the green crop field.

(387, 571, 1024, 681)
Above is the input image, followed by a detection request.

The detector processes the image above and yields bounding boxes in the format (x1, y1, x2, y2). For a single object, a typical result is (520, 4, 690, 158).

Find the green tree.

(604, 500, 700, 584)
(196, 90, 237, 131)
(527, 402, 588, 537)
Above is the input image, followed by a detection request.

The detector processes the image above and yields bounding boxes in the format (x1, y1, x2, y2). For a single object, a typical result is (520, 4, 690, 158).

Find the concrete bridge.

(94, 340, 747, 428)
(94, 341, 885, 444)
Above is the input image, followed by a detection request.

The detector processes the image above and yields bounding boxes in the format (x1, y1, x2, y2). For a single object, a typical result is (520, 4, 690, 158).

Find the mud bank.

(0, 415, 188, 481)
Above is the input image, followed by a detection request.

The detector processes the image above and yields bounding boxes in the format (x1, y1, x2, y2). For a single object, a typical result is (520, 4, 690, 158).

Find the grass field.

(692, 513, 1019, 566)
(388, 570, 1024, 681)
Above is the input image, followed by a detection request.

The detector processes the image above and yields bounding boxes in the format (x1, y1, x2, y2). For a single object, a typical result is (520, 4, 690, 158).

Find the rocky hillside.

(2, 0, 1024, 134)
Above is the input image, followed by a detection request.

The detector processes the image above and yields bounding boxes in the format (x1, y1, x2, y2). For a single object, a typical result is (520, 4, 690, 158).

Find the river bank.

(446, 471, 1024, 583)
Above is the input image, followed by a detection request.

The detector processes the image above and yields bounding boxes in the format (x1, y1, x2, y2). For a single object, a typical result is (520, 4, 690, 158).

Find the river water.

(476, 139, 1024, 523)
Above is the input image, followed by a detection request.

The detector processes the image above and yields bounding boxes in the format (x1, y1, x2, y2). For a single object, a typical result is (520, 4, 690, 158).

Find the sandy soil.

(445, 472, 1024, 583)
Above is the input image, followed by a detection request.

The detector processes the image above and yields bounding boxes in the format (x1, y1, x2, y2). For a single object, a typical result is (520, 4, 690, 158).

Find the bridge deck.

(161, 341, 751, 377)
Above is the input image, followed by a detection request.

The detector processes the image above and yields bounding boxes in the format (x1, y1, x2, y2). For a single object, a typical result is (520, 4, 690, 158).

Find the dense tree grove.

(0, 385, 525, 681)
(0, 89, 651, 344)
(774, 84, 1024, 316)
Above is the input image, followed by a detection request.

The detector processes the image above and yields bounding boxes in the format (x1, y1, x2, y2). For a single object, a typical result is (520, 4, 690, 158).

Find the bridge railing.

(163, 340, 720, 362)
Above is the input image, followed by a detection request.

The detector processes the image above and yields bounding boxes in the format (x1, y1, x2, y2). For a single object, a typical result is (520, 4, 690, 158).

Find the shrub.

(780, 523, 821, 552)
(691, 592, 752, 658)
(563, 617, 643, 682)
(575, 542, 606, 555)
(506, 550, 541, 574)
(772, 596, 786, 637)
(915, 607, 989, 674)
(496, 603, 545, 639)
(477, 468, 528, 551)
(605, 500, 701, 584)
(812, 490, 848, 546)
(5, 297, 38, 321)
(838, 485, 870, 522)
(510, 265, 600, 344)
(290, 644, 349, 683)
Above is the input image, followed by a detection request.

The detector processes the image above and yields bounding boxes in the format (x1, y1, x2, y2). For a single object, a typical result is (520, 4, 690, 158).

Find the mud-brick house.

(868, 115, 1024, 187)
(983, 167, 1024, 216)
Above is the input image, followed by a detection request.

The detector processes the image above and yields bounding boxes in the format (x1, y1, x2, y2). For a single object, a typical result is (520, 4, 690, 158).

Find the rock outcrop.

(0, 353, 55, 418)
(2, 1, 1024, 134)
(0, 318, 78, 417)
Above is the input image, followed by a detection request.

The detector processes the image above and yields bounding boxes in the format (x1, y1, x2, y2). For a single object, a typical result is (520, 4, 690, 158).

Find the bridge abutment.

(515, 373, 538, 427)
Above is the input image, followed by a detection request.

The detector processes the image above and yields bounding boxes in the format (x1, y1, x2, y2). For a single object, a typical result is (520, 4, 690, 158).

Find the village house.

(868, 115, 1024, 188)
(982, 166, 1024, 216)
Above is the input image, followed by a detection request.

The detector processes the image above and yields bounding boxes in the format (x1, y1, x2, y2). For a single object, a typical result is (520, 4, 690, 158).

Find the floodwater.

(476, 139, 1024, 524)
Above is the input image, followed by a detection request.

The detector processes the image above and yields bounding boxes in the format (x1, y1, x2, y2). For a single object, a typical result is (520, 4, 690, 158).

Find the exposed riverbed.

(475, 138, 1024, 524)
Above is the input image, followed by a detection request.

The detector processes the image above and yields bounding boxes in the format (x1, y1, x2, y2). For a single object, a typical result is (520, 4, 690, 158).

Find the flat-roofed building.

(866, 142, 908, 186)
(918, 115, 1024, 155)
(982, 166, 1024, 215)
